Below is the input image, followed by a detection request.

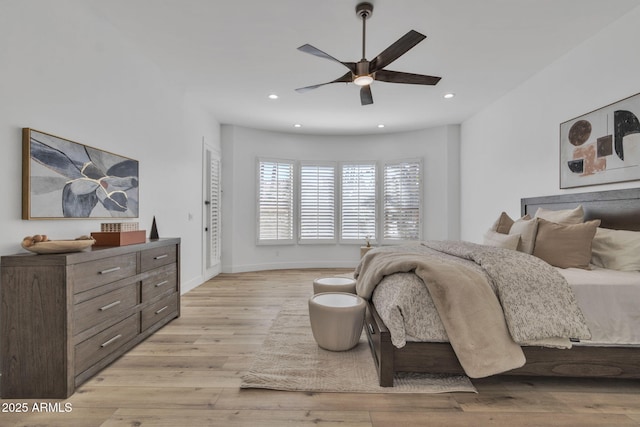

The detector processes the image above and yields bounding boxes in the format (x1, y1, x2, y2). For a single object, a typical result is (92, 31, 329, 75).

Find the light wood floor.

(2, 268, 640, 426)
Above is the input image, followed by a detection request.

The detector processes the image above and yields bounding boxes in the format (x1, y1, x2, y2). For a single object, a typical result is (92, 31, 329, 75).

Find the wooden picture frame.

(560, 92, 640, 188)
(22, 128, 139, 219)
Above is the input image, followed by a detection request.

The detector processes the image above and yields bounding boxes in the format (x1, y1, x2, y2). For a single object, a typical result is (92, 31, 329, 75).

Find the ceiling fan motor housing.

(356, 2, 373, 19)
(356, 60, 370, 77)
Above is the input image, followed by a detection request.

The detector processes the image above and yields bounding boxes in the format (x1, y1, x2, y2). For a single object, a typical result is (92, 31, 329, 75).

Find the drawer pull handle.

(155, 280, 169, 288)
(368, 324, 375, 335)
(99, 300, 121, 311)
(101, 334, 122, 348)
(154, 254, 168, 260)
(99, 266, 121, 275)
(155, 305, 169, 315)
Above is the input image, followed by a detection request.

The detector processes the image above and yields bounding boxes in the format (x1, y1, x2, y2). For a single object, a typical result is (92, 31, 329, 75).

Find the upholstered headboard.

(521, 187, 640, 231)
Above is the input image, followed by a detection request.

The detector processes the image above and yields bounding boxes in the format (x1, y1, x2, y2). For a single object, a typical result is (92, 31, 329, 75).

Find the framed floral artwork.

(22, 128, 139, 219)
(560, 92, 640, 188)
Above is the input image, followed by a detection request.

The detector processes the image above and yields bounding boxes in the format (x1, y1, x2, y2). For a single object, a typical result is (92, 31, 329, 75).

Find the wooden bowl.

(21, 239, 96, 254)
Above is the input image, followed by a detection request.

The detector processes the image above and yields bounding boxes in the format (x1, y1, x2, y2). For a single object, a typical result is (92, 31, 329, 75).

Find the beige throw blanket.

(354, 241, 591, 378)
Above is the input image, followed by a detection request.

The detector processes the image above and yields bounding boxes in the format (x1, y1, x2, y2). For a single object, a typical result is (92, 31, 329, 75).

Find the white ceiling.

(87, 0, 640, 135)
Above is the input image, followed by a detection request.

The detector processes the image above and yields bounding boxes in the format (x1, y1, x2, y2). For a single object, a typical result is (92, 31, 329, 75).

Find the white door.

(203, 143, 221, 279)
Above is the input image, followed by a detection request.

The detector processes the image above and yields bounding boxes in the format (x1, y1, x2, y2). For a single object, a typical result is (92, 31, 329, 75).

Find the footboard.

(364, 303, 394, 386)
(365, 301, 640, 386)
(365, 301, 468, 386)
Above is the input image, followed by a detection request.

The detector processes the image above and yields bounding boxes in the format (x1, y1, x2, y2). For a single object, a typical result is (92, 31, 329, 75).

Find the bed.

(358, 187, 640, 386)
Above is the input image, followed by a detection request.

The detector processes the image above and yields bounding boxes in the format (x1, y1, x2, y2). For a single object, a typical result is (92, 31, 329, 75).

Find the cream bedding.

(559, 266, 640, 345)
(355, 241, 591, 378)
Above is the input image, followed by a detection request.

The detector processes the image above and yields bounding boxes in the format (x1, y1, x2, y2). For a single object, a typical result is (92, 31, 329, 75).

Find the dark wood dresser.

(0, 238, 180, 398)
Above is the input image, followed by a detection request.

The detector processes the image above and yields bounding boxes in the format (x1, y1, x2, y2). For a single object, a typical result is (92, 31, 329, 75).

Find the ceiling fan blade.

(360, 85, 373, 105)
(374, 69, 441, 85)
(369, 30, 426, 72)
(295, 71, 353, 93)
(297, 44, 356, 73)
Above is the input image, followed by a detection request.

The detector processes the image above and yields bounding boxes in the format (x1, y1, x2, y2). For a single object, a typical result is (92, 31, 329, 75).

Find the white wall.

(0, 1, 220, 293)
(221, 124, 460, 272)
(9, 1, 635, 282)
(460, 6, 640, 243)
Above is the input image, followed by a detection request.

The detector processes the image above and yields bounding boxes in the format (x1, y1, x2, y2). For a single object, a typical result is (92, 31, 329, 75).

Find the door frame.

(202, 140, 221, 280)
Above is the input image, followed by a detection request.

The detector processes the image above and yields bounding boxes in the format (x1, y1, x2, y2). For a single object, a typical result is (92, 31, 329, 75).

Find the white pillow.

(483, 229, 521, 250)
(509, 217, 538, 254)
(534, 205, 584, 224)
(591, 227, 640, 271)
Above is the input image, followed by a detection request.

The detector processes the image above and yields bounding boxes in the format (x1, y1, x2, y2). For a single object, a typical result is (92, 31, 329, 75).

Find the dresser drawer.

(142, 263, 177, 303)
(75, 313, 139, 375)
(74, 284, 139, 335)
(71, 254, 138, 294)
(141, 292, 178, 332)
(141, 245, 177, 272)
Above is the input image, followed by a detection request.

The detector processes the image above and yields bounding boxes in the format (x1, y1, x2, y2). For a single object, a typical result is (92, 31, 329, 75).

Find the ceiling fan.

(295, 2, 441, 105)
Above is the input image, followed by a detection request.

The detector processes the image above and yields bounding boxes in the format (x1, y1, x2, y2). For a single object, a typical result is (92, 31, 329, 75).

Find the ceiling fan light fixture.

(354, 75, 373, 86)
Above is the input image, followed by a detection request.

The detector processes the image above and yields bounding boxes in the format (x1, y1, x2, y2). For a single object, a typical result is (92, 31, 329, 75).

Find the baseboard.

(181, 275, 204, 294)
(221, 260, 358, 274)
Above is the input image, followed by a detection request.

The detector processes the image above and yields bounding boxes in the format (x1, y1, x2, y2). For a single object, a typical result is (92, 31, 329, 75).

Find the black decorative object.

(150, 216, 159, 239)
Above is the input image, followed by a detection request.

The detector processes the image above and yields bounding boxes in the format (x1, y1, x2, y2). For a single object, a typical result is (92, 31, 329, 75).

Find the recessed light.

(444, 93, 455, 99)
(268, 94, 279, 100)
(293, 124, 302, 128)
(377, 124, 385, 128)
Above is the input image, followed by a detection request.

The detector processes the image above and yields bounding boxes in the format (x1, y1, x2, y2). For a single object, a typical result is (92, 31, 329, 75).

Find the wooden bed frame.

(365, 187, 640, 386)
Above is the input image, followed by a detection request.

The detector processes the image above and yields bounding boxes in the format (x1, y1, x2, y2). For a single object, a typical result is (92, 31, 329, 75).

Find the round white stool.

(312, 277, 357, 294)
(308, 292, 366, 351)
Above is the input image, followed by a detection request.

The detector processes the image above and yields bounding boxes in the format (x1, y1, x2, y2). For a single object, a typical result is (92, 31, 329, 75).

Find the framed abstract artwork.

(22, 128, 139, 219)
(560, 92, 640, 188)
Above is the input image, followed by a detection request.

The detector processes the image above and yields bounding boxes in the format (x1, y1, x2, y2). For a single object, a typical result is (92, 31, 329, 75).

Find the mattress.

(558, 266, 640, 345)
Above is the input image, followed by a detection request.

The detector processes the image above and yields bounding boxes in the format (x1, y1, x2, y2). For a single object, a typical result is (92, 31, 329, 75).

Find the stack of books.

(92, 222, 146, 246)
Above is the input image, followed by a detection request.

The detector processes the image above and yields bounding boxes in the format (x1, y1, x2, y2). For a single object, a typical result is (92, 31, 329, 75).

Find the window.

(257, 157, 423, 245)
(383, 160, 422, 242)
(340, 162, 377, 242)
(257, 159, 294, 243)
(299, 162, 336, 243)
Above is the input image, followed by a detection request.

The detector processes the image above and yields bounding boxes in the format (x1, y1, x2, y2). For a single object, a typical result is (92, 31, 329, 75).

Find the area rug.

(241, 300, 476, 393)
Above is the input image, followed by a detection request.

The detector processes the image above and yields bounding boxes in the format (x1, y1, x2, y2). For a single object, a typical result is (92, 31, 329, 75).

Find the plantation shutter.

(341, 162, 377, 242)
(383, 159, 422, 241)
(258, 159, 294, 243)
(300, 163, 336, 242)
(209, 155, 221, 262)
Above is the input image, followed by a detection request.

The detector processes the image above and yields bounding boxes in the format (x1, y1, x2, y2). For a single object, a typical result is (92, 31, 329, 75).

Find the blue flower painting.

(23, 129, 139, 219)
